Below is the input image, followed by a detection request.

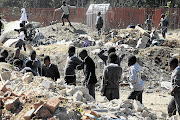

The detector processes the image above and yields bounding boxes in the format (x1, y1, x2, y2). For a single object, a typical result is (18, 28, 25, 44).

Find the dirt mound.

(38, 22, 97, 41)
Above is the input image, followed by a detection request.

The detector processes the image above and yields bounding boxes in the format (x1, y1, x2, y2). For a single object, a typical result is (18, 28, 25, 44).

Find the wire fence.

(0, 7, 180, 29)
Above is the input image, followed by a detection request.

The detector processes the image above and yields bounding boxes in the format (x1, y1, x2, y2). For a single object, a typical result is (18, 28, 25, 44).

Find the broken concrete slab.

(5, 97, 20, 111)
(0, 71, 11, 82)
(41, 79, 54, 89)
(24, 109, 35, 120)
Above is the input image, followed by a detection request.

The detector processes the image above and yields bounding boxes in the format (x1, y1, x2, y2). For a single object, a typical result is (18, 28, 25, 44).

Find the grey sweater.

(64, 55, 82, 76)
(101, 63, 122, 93)
(171, 66, 180, 92)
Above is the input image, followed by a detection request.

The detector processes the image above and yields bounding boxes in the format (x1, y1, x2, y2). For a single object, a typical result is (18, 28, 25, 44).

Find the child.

(127, 55, 144, 104)
(101, 53, 122, 101)
(96, 12, 103, 37)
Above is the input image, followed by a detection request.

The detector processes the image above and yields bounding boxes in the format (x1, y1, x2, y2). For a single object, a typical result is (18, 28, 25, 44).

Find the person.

(160, 14, 168, 39)
(64, 46, 82, 85)
(9, 48, 23, 67)
(168, 58, 180, 117)
(127, 55, 144, 104)
(0, 49, 8, 62)
(96, 12, 103, 37)
(100, 53, 122, 101)
(42, 56, 60, 81)
(0, 16, 2, 35)
(14, 23, 27, 51)
(78, 49, 97, 99)
(55, 1, 76, 26)
(20, 8, 28, 26)
(21, 60, 37, 76)
(98, 47, 124, 66)
(24, 50, 41, 76)
(13, 59, 22, 71)
(144, 15, 152, 31)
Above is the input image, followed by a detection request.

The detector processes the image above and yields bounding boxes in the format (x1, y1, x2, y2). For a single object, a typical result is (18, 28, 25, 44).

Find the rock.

(41, 80, 54, 89)
(144, 117, 151, 120)
(73, 91, 83, 102)
(55, 108, 69, 120)
(5, 97, 20, 111)
(169, 115, 179, 120)
(44, 98, 60, 113)
(22, 72, 34, 84)
(123, 99, 133, 104)
(34, 105, 52, 118)
(66, 86, 89, 96)
(121, 108, 131, 115)
(133, 100, 144, 112)
(0, 71, 11, 82)
(83, 94, 95, 101)
(161, 112, 167, 118)
(96, 96, 109, 103)
(160, 81, 172, 90)
(24, 109, 35, 120)
(121, 103, 132, 109)
(142, 110, 149, 117)
(148, 113, 157, 119)
(111, 99, 122, 105)
(33, 101, 44, 110)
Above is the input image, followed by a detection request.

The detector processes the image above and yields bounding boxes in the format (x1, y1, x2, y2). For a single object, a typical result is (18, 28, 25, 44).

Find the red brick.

(24, 109, 35, 120)
(44, 98, 60, 113)
(34, 105, 52, 118)
(33, 101, 44, 110)
(0, 82, 8, 92)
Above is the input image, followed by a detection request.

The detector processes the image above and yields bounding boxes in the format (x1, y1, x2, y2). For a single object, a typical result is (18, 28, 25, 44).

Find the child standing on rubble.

(160, 14, 168, 39)
(101, 53, 122, 101)
(55, 1, 76, 26)
(127, 55, 144, 104)
(96, 12, 103, 37)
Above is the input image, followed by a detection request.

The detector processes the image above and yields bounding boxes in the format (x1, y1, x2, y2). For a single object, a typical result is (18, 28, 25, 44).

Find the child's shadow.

(64, 26, 87, 34)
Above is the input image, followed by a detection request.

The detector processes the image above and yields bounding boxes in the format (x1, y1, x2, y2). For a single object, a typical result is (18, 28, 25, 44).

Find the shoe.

(62, 24, 65, 26)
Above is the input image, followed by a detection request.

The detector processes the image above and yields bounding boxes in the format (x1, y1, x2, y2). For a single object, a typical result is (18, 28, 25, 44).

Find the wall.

(0, 7, 179, 29)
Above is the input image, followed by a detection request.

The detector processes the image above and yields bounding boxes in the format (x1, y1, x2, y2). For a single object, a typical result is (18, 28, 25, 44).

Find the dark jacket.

(42, 64, 60, 81)
(83, 56, 97, 85)
(171, 66, 180, 92)
(9, 57, 23, 66)
(101, 63, 122, 93)
(64, 55, 82, 76)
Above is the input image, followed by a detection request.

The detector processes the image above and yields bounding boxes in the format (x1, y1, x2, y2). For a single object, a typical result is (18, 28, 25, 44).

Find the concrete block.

(144, 117, 152, 120)
(22, 72, 34, 84)
(142, 110, 149, 117)
(121, 103, 132, 109)
(73, 91, 83, 102)
(34, 105, 52, 118)
(41, 80, 54, 89)
(123, 99, 133, 104)
(5, 97, 20, 111)
(44, 98, 60, 113)
(136, 36, 150, 49)
(24, 109, 35, 120)
(133, 100, 144, 112)
(0, 71, 11, 82)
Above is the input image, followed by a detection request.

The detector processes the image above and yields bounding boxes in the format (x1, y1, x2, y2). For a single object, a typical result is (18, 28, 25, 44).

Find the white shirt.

(20, 8, 28, 22)
(56, 4, 76, 15)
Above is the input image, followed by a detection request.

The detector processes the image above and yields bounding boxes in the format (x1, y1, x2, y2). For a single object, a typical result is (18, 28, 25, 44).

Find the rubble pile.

(0, 62, 169, 120)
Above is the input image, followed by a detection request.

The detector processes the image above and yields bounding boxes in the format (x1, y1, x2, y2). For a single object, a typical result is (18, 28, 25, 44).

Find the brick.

(0, 82, 8, 92)
(24, 109, 35, 120)
(5, 97, 20, 111)
(34, 105, 52, 118)
(44, 98, 60, 113)
(33, 101, 44, 110)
